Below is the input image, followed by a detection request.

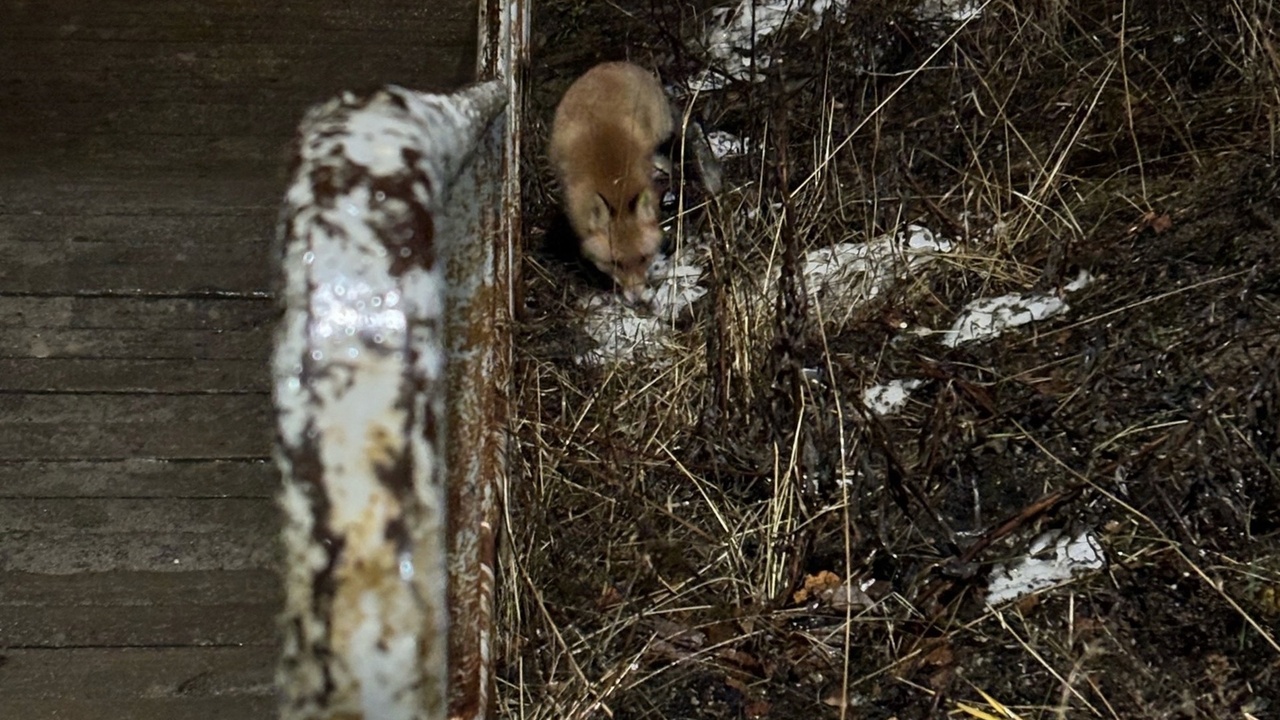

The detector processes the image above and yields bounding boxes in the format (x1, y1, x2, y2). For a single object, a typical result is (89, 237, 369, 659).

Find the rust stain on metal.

(445, 2, 527, 720)
(274, 81, 508, 720)
(273, 1, 524, 718)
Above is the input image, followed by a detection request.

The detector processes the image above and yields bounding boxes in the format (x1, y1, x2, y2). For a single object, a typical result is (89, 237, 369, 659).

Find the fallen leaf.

(793, 570, 842, 604)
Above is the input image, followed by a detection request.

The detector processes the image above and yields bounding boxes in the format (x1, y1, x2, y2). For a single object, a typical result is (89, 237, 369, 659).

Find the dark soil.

(506, 1, 1280, 717)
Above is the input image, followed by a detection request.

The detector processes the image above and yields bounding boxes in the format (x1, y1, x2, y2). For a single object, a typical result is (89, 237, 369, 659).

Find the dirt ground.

(503, 1, 1280, 717)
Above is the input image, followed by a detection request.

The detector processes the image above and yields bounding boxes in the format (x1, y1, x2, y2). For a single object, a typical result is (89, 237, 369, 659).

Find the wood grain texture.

(1, 0, 477, 174)
(0, 699, 275, 720)
(0, 0, 478, 716)
(0, 296, 273, 361)
(0, 359, 267, 393)
(0, 394, 272, 458)
(0, 174, 280, 214)
(0, 647, 275, 719)
(0, 213, 274, 296)
(0, 296, 275, 331)
(0, 570, 279, 647)
(0, 498, 279, 572)
(0, 458, 276, 498)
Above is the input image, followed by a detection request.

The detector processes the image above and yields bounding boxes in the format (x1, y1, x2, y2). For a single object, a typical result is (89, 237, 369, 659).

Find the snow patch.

(942, 293, 1067, 348)
(689, 0, 846, 90)
(987, 531, 1105, 605)
(939, 268, 1094, 347)
(576, 243, 709, 365)
(863, 379, 924, 416)
(802, 224, 954, 321)
(916, 0, 985, 21)
(705, 130, 751, 159)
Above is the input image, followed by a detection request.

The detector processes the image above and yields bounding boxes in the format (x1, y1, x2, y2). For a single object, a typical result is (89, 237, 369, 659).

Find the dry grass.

(505, 1, 1280, 717)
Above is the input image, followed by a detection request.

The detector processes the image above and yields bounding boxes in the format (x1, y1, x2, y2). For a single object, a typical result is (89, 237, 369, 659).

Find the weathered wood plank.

(0, 21, 472, 45)
(0, 394, 271, 459)
(0, 0, 477, 175)
(0, 58, 470, 101)
(4, 101, 329, 140)
(0, 531, 275, 573)
(0, 568, 279, 605)
(0, 242, 270, 295)
(0, 241, 270, 295)
(0, 210, 273, 296)
(0, 498, 275, 533)
(0, 499, 278, 573)
(0, 298, 273, 362)
(0, 43, 474, 112)
(0, 175, 279, 215)
(0, 82, 398, 117)
(0, 328, 266, 361)
(0, 359, 267, 393)
(0, 699, 275, 720)
(0, 603, 274, 647)
(0, 647, 274, 711)
(0, 213, 272, 244)
(0, 135, 294, 176)
(1, 40, 472, 70)
(0, 459, 276, 498)
(0, 296, 275, 331)
(1, 21, 469, 44)
(0, 570, 278, 647)
(3, 0, 474, 35)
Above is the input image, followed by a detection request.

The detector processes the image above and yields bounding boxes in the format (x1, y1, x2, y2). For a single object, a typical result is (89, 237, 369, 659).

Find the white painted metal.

(273, 81, 506, 720)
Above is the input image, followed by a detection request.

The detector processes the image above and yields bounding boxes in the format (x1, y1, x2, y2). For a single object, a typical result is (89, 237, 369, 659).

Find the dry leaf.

(793, 570, 841, 603)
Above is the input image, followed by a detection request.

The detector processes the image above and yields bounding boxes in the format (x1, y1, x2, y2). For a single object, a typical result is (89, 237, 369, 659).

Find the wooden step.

(0, 647, 275, 720)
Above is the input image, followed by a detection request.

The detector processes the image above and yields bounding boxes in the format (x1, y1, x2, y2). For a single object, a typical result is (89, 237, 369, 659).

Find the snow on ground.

(682, 0, 986, 92)
(576, 224, 955, 366)
(863, 379, 924, 416)
(576, 0, 1082, 377)
(575, 242, 710, 365)
(802, 223, 952, 319)
(986, 531, 1106, 605)
(939, 269, 1094, 348)
(690, 0, 845, 91)
(705, 130, 750, 159)
(916, 0, 985, 22)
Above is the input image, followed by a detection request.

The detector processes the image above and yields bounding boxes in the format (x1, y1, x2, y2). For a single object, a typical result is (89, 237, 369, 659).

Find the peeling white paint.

(273, 80, 508, 720)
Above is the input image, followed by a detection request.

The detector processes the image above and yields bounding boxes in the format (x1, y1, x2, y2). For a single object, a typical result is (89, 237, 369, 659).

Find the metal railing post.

(448, 2, 529, 719)
(272, 80, 507, 720)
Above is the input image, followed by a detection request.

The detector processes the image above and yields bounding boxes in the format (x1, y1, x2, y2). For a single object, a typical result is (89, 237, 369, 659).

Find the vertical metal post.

(272, 82, 506, 720)
(445, 3, 528, 720)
